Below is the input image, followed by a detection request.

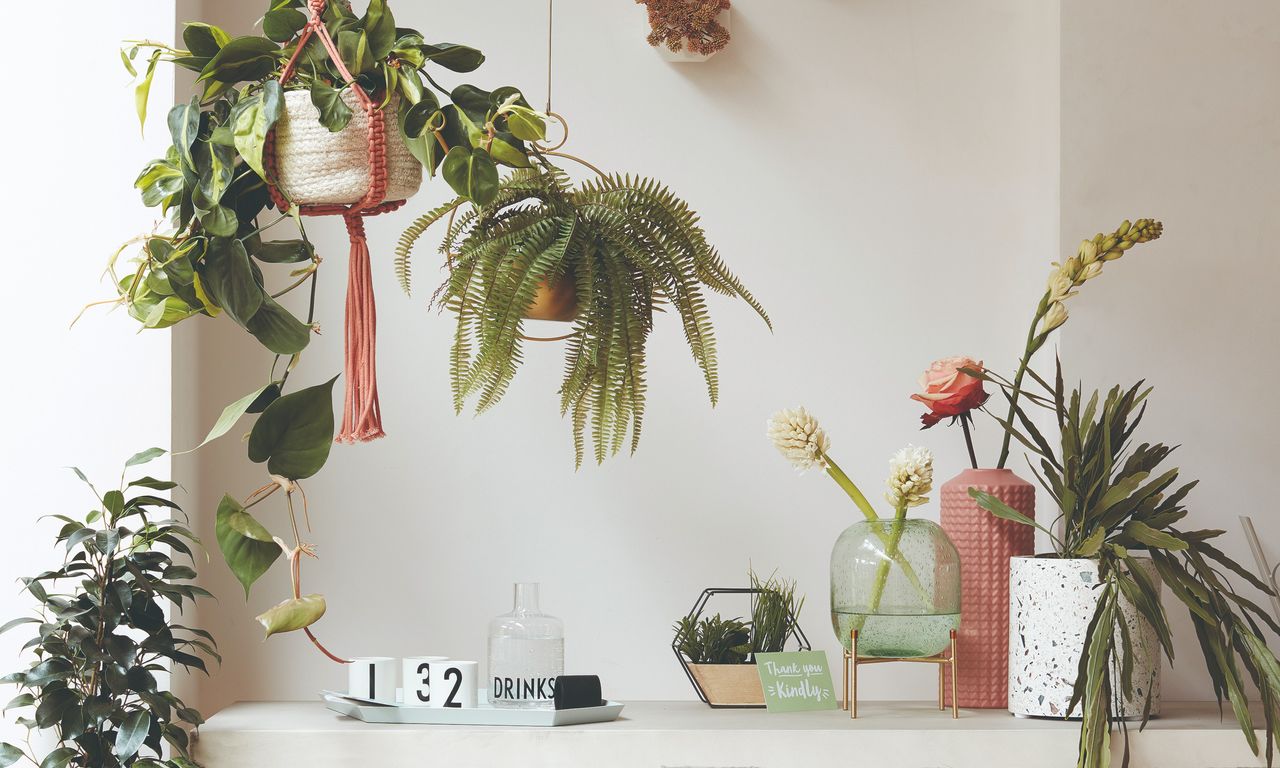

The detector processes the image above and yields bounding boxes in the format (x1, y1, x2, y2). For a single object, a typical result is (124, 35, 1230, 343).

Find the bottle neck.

(512, 582, 541, 615)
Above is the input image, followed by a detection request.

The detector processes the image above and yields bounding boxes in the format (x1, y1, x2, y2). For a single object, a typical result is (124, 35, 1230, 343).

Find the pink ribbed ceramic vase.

(940, 468, 1035, 709)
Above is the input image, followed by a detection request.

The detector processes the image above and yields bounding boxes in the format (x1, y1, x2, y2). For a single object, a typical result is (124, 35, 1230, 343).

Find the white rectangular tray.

(320, 691, 624, 727)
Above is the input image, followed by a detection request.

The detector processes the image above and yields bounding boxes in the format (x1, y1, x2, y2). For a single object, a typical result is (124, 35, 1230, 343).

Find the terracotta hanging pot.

(525, 277, 578, 322)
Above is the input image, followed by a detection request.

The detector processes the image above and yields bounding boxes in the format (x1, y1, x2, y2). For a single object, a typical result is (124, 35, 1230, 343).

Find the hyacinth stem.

(822, 455, 878, 521)
(868, 507, 914, 615)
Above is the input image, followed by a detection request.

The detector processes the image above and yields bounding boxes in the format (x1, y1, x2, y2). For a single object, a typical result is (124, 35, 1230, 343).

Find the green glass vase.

(830, 519, 961, 658)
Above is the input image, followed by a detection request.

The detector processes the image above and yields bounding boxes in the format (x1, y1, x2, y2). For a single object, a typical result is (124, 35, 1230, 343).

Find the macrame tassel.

(337, 213, 384, 443)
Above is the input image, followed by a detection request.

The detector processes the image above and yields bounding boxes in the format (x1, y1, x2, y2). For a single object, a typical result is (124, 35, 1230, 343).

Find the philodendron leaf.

(505, 105, 546, 143)
(251, 239, 313, 264)
(442, 146, 498, 206)
(114, 710, 150, 760)
(245, 296, 312, 355)
(263, 7, 307, 43)
(256, 594, 327, 638)
(202, 237, 263, 327)
(200, 205, 239, 238)
(421, 43, 485, 73)
(168, 97, 201, 171)
(310, 80, 353, 133)
(198, 36, 279, 84)
(183, 22, 230, 58)
(215, 494, 281, 598)
(362, 0, 396, 59)
(183, 384, 273, 453)
(247, 376, 338, 480)
(232, 80, 283, 179)
(0, 742, 23, 767)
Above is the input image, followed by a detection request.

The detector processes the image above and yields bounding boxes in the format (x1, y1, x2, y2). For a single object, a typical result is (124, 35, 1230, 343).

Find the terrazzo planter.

(940, 468, 1035, 708)
(1008, 557, 1162, 719)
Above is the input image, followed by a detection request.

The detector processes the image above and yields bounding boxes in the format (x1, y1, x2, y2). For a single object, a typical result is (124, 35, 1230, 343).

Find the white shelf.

(195, 700, 1268, 768)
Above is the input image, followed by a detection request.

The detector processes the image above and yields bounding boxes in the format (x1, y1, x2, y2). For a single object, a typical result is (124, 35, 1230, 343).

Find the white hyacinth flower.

(767, 407, 830, 471)
(885, 445, 934, 510)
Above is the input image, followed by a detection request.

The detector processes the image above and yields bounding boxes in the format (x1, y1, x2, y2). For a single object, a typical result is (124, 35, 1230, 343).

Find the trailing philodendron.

(395, 166, 770, 466)
(92, 1, 549, 656)
(0, 454, 216, 768)
(973, 362, 1280, 768)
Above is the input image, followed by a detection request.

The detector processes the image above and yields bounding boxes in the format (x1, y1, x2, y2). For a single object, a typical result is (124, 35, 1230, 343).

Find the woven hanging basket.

(273, 90, 422, 207)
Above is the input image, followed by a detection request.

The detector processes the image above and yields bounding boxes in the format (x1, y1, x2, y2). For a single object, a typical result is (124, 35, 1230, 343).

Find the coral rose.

(911, 357, 989, 427)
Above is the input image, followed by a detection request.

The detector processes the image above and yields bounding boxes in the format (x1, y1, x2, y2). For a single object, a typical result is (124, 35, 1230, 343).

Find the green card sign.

(755, 651, 839, 712)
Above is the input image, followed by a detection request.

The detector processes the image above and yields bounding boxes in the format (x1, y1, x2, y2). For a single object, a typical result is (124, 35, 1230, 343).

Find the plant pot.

(526, 278, 578, 322)
(940, 468, 1035, 708)
(830, 519, 962, 658)
(654, 8, 731, 62)
(1008, 556, 1161, 719)
(687, 663, 764, 706)
(272, 89, 422, 206)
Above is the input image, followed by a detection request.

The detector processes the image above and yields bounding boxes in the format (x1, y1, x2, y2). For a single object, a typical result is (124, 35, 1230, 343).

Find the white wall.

(175, 0, 1061, 711)
(1061, 0, 1280, 698)
(0, 2, 175, 747)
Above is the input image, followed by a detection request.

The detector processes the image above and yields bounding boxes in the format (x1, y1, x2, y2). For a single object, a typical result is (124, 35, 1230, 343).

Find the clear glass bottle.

(487, 582, 564, 709)
(830, 519, 961, 658)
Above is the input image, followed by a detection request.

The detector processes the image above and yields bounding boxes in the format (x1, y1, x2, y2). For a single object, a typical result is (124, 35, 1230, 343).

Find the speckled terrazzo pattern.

(940, 469, 1035, 708)
(1008, 557, 1162, 718)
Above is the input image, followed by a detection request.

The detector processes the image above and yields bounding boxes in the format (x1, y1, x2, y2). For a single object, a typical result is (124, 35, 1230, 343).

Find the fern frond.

(413, 165, 767, 465)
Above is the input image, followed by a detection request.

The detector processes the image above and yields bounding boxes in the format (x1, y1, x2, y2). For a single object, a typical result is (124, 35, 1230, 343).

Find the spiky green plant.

(973, 361, 1280, 768)
(395, 166, 770, 466)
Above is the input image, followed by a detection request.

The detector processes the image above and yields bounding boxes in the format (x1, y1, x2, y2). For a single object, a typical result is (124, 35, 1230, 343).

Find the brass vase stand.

(841, 629, 959, 719)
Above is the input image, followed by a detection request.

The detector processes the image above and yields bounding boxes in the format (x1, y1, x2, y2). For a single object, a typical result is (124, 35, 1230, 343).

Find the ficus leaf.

(114, 710, 150, 759)
(126, 447, 166, 468)
(255, 594, 327, 637)
(215, 494, 281, 598)
(0, 743, 22, 768)
(37, 747, 77, 768)
(247, 376, 338, 480)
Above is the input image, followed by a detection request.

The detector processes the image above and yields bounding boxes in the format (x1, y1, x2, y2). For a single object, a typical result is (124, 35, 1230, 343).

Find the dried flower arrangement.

(636, 0, 731, 56)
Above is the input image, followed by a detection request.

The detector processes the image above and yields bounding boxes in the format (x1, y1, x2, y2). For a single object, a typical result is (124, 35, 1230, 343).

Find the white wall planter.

(654, 8, 731, 63)
(1008, 557, 1161, 719)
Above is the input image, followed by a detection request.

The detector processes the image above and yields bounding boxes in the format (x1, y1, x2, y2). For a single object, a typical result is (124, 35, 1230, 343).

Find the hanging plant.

(395, 165, 770, 467)
(90, 0, 549, 658)
(636, 0, 731, 57)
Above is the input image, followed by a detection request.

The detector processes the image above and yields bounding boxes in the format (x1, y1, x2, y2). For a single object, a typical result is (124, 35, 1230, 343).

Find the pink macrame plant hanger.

(263, 0, 405, 444)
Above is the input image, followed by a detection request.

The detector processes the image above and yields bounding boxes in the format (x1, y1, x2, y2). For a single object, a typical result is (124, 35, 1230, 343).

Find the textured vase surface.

(940, 468, 1035, 708)
(1008, 557, 1162, 718)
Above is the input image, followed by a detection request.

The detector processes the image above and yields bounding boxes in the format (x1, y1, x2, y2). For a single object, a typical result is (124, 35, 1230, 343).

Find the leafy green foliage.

(974, 361, 1280, 768)
(0, 459, 217, 768)
(396, 167, 771, 466)
(673, 614, 750, 664)
(748, 571, 804, 655)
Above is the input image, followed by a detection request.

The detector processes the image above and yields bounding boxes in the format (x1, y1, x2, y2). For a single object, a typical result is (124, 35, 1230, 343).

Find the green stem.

(868, 507, 911, 615)
(823, 455, 878, 521)
(996, 293, 1050, 468)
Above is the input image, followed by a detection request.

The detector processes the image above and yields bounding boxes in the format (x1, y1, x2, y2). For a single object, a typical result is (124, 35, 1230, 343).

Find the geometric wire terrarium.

(672, 587, 810, 709)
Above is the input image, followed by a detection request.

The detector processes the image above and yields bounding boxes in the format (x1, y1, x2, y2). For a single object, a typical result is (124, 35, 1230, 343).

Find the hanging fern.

(395, 165, 770, 467)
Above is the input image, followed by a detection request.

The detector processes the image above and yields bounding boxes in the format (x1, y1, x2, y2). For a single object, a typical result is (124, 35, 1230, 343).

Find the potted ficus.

(672, 573, 806, 708)
(966, 221, 1280, 767)
(0, 455, 216, 768)
(101, 0, 548, 657)
(394, 165, 770, 467)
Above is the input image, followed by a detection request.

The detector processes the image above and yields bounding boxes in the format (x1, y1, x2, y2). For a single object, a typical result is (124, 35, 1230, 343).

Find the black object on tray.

(555, 675, 604, 710)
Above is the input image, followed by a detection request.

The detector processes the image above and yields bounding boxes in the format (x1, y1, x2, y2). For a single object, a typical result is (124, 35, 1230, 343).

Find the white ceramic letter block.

(348, 657, 397, 704)
(401, 656, 449, 706)
(428, 660, 478, 708)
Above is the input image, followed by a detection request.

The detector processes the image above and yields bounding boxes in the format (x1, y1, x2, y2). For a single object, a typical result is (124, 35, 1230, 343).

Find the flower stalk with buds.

(767, 409, 931, 608)
(995, 218, 1163, 468)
